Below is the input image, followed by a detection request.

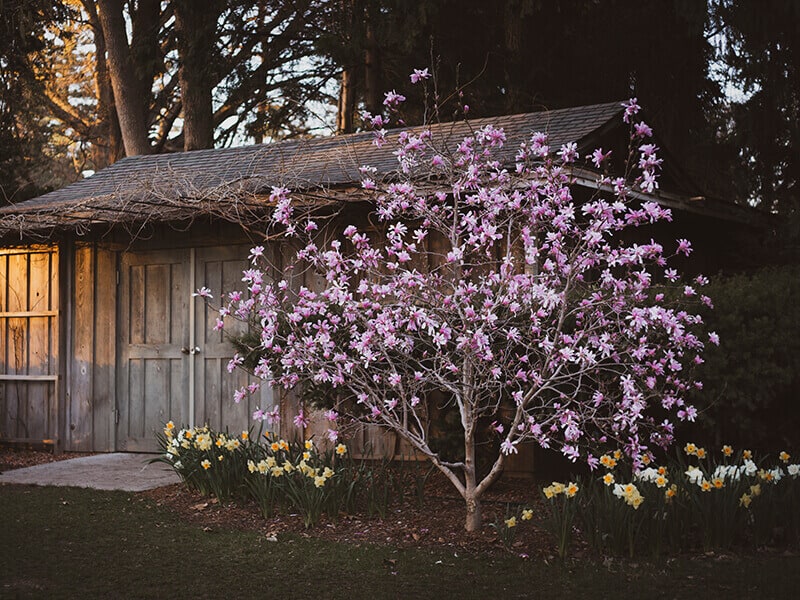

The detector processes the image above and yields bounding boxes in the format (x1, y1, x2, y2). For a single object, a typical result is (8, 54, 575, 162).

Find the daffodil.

(739, 493, 752, 508)
(700, 479, 712, 492)
(780, 451, 791, 463)
(695, 447, 706, 459)
(505, 516, 517, 528)
(201, 459, 211, 470)
(521, 509, 533, 521)
(305, 439, 314, 450)
(684, 442, 697, 456)
(241, 431, 249, 441)
(314, 475, 327, 488)
(665, 485, 677, 502)
(603, 473, 615, 486)
(722, 445, 733, 457)
(335, 443, 347, 456)
(270, 442, 280, 452)
(566, 482, 579, 497)
(742, 449, 752, 460)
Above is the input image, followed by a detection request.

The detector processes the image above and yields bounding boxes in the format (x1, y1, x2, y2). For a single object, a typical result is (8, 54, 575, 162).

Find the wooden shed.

(0, 102, 766, 457)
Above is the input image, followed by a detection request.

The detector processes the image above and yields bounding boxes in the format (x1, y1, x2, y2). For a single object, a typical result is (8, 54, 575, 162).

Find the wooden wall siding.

(0, 248, 59, 442)
(68, 244, 116, 451)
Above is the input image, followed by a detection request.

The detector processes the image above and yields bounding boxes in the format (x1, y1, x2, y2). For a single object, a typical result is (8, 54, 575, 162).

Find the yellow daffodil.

(780, 451, 791, 463)
(270, 442, 280, 452)
(695, 447, 707, 459)
(603, 473, 615, 486)
(700, 479, 712, 492)
(521, 509, 533, 521)
(335, 443, 347, 456)
(742, 449, 752, 460)
(722, 445, 733, 457)
(684, 442, 697, 456)
(241, 431, 249, 441)
(712, 477, 724, 489)
(750, 483, 761, 496)
(279, 440, 289, 451)
(201, 459, 211, 470)
(305, 439, 314, 450)
(655, 475, 667, 488)
(739, 493, 752, 508)
(505, 516, 517, 528)
(314, 475, 327, 488)
(566, 482, 579, 497)
(665, 485, 677, 502)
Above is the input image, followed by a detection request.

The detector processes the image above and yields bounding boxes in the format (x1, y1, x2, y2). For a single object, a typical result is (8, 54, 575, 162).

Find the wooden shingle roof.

(0, 101, 761, 241)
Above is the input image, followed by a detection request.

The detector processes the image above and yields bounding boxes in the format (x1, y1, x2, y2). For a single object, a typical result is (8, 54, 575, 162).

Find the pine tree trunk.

(96, 0, 151, 156)
(174, 0, 218, 151)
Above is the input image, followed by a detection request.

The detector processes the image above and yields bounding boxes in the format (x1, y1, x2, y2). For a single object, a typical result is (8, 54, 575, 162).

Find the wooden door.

(116, 249, 191, 451)
(193, 245, 272, 435)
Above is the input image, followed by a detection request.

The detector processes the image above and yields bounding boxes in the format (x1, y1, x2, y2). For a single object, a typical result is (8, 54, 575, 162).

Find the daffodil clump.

(490, 505, 535, 552)
(539, 481, 580, 559)
(578, 443, 799, 558)
(246, 434, 353, 527)
(156, 422, 254, 501)
(155, 422, 355, 527)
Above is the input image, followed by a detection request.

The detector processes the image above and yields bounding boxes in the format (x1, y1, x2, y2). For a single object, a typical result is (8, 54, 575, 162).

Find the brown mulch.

(140, 475, 558, 557)
(0, 447, 96, 473)
(0, 448, 558, 557)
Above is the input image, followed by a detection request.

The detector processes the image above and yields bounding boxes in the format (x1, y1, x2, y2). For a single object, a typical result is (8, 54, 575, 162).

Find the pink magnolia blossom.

(213, 76, 712, 531)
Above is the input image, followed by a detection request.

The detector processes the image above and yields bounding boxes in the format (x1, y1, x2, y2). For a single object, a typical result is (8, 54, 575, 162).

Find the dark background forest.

(1, 0, 798, 449)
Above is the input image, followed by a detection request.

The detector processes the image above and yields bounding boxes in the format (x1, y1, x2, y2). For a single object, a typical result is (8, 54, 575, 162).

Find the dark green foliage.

(690, 264, 800, 449)
(711, 0, 800, 214)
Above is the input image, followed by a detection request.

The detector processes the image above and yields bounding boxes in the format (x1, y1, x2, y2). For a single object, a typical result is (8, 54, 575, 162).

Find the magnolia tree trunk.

(424, 420, 504, 532)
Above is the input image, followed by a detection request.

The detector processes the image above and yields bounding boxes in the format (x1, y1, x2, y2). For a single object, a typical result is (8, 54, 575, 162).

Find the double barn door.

(116, 245, 270, 452)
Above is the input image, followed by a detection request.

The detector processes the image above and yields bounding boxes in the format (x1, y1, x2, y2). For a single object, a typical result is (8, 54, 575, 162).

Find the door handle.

(181, 346, 201, 355)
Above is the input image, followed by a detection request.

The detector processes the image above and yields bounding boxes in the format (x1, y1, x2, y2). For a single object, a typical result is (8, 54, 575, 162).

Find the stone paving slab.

(0, 453, 180, 492)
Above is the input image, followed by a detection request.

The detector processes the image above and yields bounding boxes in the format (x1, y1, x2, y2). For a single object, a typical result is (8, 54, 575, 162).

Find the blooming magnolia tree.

(213, 75, 716, 531)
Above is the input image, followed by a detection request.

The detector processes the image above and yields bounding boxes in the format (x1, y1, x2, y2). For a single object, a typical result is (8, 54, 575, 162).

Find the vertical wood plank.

(69, 245, 94, 451)
(92, 246, 116, 451)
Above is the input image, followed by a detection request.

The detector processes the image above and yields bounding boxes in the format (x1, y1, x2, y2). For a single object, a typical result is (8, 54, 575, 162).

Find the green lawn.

(1, 484, 798, 599)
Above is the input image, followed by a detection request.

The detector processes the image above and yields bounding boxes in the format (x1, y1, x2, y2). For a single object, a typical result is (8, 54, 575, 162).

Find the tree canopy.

(1, 0, 796, 217)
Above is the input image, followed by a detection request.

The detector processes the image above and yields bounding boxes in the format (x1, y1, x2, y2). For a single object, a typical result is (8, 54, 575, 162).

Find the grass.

(2, 484, 799, 599)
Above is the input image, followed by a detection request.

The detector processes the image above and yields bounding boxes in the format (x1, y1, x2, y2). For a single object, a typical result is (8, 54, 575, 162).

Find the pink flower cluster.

(213, 90, 711, 472)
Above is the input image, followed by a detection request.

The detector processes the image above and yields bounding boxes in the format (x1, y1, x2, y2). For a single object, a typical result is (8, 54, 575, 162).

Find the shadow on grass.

(1, 484, 798, 599)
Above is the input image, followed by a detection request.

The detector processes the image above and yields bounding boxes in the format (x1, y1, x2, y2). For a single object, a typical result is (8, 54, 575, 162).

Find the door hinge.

(113, 409, 120, 425)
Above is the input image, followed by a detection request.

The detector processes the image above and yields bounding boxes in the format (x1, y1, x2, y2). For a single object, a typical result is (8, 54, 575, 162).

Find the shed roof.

(0, 101, 760, 242)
